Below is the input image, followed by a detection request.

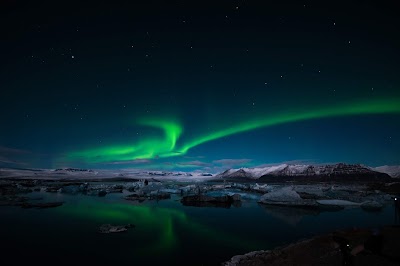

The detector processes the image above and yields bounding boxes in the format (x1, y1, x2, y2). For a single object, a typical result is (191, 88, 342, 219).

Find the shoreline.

(223, 225, 400, 266)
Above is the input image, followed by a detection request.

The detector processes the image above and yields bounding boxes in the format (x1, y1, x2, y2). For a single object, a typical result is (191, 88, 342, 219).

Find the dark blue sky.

(1, 1, 399, 171)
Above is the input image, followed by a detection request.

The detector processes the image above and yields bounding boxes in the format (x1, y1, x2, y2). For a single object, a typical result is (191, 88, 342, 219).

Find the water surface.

(0, 191, 395, 265)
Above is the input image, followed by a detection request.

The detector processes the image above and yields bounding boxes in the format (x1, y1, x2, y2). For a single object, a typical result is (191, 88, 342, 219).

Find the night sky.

(1, 1, 399, 171)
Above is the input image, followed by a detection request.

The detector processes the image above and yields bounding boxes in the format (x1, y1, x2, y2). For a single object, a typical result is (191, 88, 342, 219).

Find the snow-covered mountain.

(218, 164, 296, 179)
(373, 165, 400, 178)
(216, 163, 392, 182)
(0, 164, 395, 182)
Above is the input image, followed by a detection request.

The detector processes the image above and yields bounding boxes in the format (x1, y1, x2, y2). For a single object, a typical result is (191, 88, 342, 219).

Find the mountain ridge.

(216, 163, 393, 182)
(0, 163, 398, 182)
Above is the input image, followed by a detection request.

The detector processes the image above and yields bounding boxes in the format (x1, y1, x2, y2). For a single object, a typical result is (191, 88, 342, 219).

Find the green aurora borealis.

(1, 1, 400, 170)
(66, 97, 400, 166)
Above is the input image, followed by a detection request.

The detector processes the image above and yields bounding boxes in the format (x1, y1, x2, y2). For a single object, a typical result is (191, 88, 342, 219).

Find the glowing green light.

(67, 117, 183, 163)
(178, 98, 400, 153)
(65, 98, 400, 164)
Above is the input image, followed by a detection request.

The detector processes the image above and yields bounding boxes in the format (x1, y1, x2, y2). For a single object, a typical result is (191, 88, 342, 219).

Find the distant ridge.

(373, 165, 400, 178)
(215, 163, 392, 183)
(0, 163, 397, 182)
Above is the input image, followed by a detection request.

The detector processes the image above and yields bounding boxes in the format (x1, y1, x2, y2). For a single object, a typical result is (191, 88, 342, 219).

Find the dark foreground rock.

(223, 226, 400, 266)
(98, 224, 135, 234)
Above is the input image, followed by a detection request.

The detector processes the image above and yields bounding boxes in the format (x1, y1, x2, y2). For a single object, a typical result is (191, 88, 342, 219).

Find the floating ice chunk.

(159, 188, 181, 194)
(259, 186, 301, 202)
(316, 199, 360, 206)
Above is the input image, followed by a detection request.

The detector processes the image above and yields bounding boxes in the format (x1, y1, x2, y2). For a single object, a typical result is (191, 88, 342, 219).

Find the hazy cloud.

(0, 156, 28, 166)
(0, 146, 33, 166)
(178, 160, 211, 167)
(0, 146, 32, 155)
(254, 159, 318, 168)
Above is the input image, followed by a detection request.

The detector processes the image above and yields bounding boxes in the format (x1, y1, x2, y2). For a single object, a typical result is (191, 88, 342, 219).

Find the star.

(71, 55, 75, 59)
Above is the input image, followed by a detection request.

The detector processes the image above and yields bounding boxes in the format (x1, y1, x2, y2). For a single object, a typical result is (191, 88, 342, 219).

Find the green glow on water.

(55, 197, 262, 254)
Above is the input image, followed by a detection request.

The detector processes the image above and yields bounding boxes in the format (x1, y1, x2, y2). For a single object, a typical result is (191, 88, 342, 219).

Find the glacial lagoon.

(1, 185, 397, 265)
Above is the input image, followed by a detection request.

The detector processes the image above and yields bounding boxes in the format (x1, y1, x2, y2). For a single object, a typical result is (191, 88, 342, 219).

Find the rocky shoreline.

(223, 226, 400, 266)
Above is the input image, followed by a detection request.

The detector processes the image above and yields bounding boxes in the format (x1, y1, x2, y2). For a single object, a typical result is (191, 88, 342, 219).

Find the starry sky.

(1, 0, 399, 172)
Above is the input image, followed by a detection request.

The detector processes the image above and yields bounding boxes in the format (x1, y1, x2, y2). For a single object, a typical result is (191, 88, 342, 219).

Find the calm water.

(0, 189, 396, 265)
